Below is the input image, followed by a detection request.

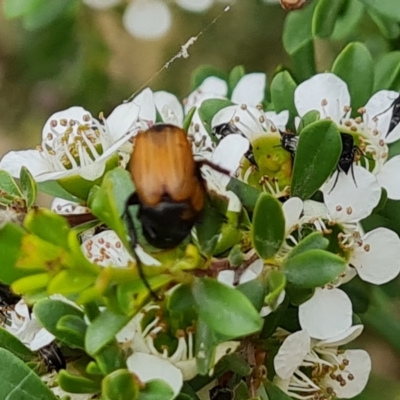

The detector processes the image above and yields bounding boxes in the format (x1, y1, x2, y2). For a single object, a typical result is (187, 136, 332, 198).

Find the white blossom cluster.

(1, 71, 400, 399)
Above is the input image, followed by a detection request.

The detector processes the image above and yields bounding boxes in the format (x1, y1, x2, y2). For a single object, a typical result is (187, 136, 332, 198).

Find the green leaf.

(236, 279, 266, 312)
(264, 381, 293, 400)
(88, 168, 134, 251)
(283, 249, 346, 288)
(312, 0, 343, 38)
(291, 120, 341, 199)
(24, 209, 70, 249)
(368, 9, 400, 39)
(102, 369, 139, 400)
(58, 370, 101, 394)
(332, 43, 373, 113)
(297, 110, 320, 132)
(252, 193, 285, 259)
(182, 106, 196, 132)
(0, 327, 34, 361)
(0, 223, 37, 284)
(85, 310, 132, 355)
(265, 270, 286, 307)
(0, 170, 22, 204)
(270, 71, 297, 126)
(331, 0, 364, 41)
(287, 232, 329, 258)
(291, 40, 316, 82)
(190, 65, 227, 91)
(282, 2, 315, 55)
(138, 380, 175, 400)
(192, 278, 263, 337)
(359, 0, 400, 22)
(0, 348, 57, 399)
(195, 317, 218, 375)
(33, 299, 85, 348)
(37, 181, 79, 202)
(20, 167, 37, 208)
(56, 315, 87, 347)
(95, 343, 126, 375)
(195, 201, 224, 256)
(374, 51, 400, 92)
(228, 65, 246, 95)
(226, 178, 261, 211)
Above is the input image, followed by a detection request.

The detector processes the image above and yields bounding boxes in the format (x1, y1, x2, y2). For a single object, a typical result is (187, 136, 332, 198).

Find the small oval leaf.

(252, 193, 285, 259)
(192, 278, 263, 337)
(291, 120, 341, 199)
(284, 249, 346, 288)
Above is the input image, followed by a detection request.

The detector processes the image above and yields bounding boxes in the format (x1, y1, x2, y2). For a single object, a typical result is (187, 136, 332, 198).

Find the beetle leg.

(124, 193, 160, 300)
(197, 159, 231, 175)
(329, 169, 341, 193)
(350, 163, 358, 188)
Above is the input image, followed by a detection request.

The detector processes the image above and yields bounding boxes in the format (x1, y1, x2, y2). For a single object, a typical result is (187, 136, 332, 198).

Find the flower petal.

(132, 88, 156, 123)
(322, 350, 371, 399)
(323, 166, 381, 223)
(239, 259, 264, 284)
(364, 90, 398, 142)
(377, 155, 400, 199)
(282, 197, 303, 235)
(0, 150, 52, 179)
(217, 270, 235, 287)
(212, 105, 267, 140)
(127, 352, 183, 398)
(123, 0, 172, 39)
(316, 325, 363, 348)
(299, 288, 352, 340)
(106, 101, 140, 141)
(154, 91, 184, 126)
(351, 227, 400, 284)
(295, 73, 350, 123)
(265, 110, 289, 131)
(231, 73, 266, 106)
(274, 330, 310, 379)
(29, 328, 55, 351)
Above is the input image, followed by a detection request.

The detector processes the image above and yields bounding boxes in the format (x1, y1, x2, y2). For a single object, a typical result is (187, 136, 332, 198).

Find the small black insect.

(279, 130, 299, 155)
(39, 342, 66, 372)
(213, 123, 258, 169)
(387, 95, 400, 137)
(330, 133, 363, 192)
(371, 94, 400, 138)
(210, 385, 234, 400)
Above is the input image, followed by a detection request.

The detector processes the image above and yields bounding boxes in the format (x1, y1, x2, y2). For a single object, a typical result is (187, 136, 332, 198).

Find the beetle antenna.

(124, 194, 161, 300)
(124, 0, 239, 102)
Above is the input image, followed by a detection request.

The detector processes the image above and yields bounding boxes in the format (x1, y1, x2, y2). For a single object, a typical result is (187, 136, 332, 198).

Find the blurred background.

(1, 0, 400, 398)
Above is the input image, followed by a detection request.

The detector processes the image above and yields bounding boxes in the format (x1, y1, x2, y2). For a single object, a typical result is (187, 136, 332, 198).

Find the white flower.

(185, 73, 268, 153)
(200, 134, 250, 212)
(5, 300, 54, 351)
(51, 198, 90, 215)
(0, 103, 141, 183)
(118, 304, 239, 385)
(274, 327, 371, 399)
(294, 72, 400, 200)
(81, 230, 161, 267)
(282, 197, 400, 338)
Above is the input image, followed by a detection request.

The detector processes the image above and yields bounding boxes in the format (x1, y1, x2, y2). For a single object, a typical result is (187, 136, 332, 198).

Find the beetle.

(124, 124, 228, 297)
(39, 342, 66, 372)
(210, 385, 233, 400)
(213, 122, 258, 169)
(279, 130, 299, 155)
(329, 133, 364, 192)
